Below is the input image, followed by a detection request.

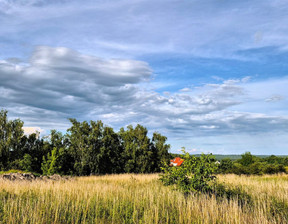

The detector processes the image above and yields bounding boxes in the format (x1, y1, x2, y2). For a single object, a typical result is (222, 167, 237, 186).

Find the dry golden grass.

(0, 173, 287, 223)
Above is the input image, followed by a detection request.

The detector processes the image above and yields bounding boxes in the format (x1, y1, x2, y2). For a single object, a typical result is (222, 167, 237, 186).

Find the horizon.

(1, 0, 288, 155)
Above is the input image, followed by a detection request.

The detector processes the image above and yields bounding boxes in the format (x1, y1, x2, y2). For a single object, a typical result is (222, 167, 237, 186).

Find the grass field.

(0, 174, 288, 224)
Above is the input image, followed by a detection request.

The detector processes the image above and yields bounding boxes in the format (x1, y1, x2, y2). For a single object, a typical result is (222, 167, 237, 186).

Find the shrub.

(20, 154, 33, 172)
(269, 197, 288, 222)
(218, 158, 233, 173)
(213, 183, 253, 208)
(159, 150, 217, 194)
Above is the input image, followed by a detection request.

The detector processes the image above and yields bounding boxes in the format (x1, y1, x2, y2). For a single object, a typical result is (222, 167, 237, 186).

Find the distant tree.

(238, 152, 257, 167)
(231, 162, 248, 175)
(265, 155, 280, 164)
(218, 158, 233, 173)
(249, 162, 264, 175)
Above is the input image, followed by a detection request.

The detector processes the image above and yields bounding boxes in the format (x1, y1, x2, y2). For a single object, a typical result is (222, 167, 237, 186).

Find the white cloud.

(0, 46, 152, 128)
(265, 95, 284, 102)
(1, 46, 288, 154)
(23, 127, 44, 136)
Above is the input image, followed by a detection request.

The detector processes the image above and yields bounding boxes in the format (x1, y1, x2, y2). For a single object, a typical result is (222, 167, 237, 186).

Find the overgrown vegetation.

(160, 150, 217, 194)
(160, 150, 254, 210)
(0, 109, 170, 175)
(0, 174, 288, 223)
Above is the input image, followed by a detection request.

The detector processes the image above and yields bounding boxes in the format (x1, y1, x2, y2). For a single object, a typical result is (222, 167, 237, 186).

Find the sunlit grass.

(0, 174, 287, 223)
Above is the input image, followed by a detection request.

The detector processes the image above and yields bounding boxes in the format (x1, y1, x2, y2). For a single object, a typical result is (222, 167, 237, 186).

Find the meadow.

(0, 174, 288, 224)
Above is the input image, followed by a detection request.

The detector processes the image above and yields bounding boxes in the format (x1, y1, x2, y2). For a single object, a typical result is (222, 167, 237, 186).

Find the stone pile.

(1, 173, 36, 181)
(38, 174, 68, 181)
(0, 173, 70, 181)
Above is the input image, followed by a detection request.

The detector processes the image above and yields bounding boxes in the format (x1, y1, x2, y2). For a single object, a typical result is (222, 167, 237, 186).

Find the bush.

(159, 150, 217, 194)
(269, 197, 288, 222)
(263, 164, 285, 174)
(218, 158, 233, 173)
(213, 183, 253, 208)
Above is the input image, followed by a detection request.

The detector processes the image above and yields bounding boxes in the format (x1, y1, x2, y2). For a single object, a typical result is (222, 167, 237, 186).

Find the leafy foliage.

(20, 154, 33, 172)
(160, 150, 217, 194)
(41, 147, 63, 175)
(0, 109, 170, 175)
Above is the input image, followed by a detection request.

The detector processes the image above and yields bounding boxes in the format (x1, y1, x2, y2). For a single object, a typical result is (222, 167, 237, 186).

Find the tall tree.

(120, 124, 153, 173)
(67, 119, 105, 175)
(151, 132, 170, 172)
(67, 119, 91, 175)
(42, 130, 73, 175)
(0, 109, 24, 170)
(21, 133, 44, 173)
(87, 120, 104, 174)
(98, 126, 124, 174)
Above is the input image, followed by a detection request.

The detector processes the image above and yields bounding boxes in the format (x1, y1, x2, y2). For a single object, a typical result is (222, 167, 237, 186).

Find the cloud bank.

(1, 47, 288, 143)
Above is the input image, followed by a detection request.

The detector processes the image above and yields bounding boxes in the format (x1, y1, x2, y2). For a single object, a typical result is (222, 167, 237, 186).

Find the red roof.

(170, 157, 184, 166)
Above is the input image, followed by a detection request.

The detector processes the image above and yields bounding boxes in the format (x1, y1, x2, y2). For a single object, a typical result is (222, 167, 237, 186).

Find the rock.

(2, 174, 12, 180)
(0, 172, 70, 181)
(23, 173, 36, 180)
(49, 174, 62, 180)
(0, 172, 35, 181)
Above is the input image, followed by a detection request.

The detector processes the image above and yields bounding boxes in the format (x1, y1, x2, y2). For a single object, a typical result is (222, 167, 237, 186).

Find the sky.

(1, 0, 288, 155)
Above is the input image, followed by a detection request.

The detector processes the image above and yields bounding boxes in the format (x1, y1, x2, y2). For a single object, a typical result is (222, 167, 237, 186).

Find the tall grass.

(0, 174, 287, 223)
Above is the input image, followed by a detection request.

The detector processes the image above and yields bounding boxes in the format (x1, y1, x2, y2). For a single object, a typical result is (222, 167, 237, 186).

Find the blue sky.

(1, 0, 288, 154)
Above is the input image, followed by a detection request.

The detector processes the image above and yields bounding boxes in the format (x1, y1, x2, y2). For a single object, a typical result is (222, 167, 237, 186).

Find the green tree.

(67, 119, 91, 175)
(20, 154, 33, 172)
(41, 147, 63, 175)
(151, 132, 170, 172)
(67, 119, 106, 175)
(97, 126, 124, 174)
(21, 133, 44, 173)
(120, 124, 153, 173)
(218, 158, 233, 173)
(42, 130, 73, 175)
(238, 152, 257, 166)
(0, 109, 25, 170)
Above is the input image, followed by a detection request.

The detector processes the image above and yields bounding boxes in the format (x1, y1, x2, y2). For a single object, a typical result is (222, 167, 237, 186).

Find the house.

(170, 157, 184, 166)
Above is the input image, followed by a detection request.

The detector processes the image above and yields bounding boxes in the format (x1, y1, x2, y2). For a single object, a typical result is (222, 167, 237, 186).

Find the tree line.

(218, 152, 288, 175)
(170, 151, 288, 175)
(0, 109, 170, 175)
